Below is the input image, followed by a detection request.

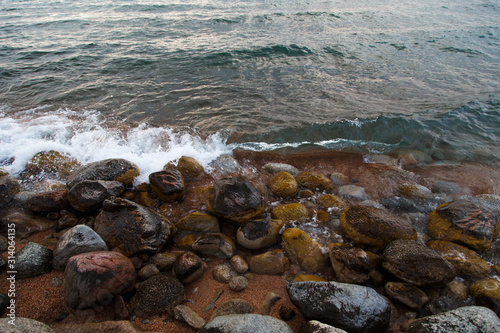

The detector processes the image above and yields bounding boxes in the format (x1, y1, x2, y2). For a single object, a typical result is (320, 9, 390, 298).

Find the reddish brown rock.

(26, 189, 69, 213)
(173, 251, 205, 284)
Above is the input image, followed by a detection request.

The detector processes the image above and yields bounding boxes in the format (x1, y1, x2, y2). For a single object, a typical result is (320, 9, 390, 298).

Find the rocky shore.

(1, 148, 500, 332)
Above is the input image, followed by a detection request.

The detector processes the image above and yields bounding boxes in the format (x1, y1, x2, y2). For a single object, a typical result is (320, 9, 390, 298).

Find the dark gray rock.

(52, 224, 108, 270)
(201, 314, 293, 333)
(409, 306, 500, 333)
(15, 242, 52, 278)
(384, 282, 430, 310)
(192, 233, 236, 258)
(381, 195, 447, 214)
(149, 169, 185, 201)
(130, 275, 184, 317)
(287, 281, 391, 333)
(173, 251, 205, 284)
(68, 180, 124, 212)
(210, 154, 241, 175)
(67, 158, 139, 188)
(0, 235, 7, 253)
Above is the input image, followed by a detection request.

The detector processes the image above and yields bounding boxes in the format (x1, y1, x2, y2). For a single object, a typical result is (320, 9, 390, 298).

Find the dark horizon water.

(1, 0, 500, 180)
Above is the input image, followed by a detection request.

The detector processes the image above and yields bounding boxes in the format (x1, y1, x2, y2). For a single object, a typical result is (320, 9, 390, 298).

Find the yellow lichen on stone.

(24, 150, 82, 179)
(115, 167, 140, 186)
(269, 171, 298, 198)
(282, 228, 327, 273)
(317, 194, 347, 211)
(296, 171, 335, 191)
(177, 156, 205, 180)
(470, 278, 500, 309)
(293, 274, 327, 282)
(271, 203, 308, 224)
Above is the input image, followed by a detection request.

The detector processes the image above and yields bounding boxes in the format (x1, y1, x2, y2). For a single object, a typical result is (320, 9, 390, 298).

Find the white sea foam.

(0, 108, 233, 184)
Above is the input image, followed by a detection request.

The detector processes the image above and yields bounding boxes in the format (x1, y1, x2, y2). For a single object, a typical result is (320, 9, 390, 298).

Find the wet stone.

(149, 252, 179, 271)
(329, 243, 372, 284)
(15, 242, 52, 279)
(149, 169, 185, 201)
(137, 263, 160, 281)
(173, 305, 206, 330)
(201, 314, 293, 333)
(300, 320, 348, 333)
(0, 171, 21, 208)
(248, 249, 289, 275)
(229, 276, 248, 292)
(384, 282, 430, 310)
(470, 278, 500, 315)
(210, 298, 253, 320)
(67, 180, 124, 212)
(236, 218, 284, 250)
(173, 251, 205, 284)
(381, 195, 447, 214)
(0, 317, 56, 333)
(282, 228, 328, 273)
(176, 211, 220, 236)
(296, 171, 335, 192)
(26, 189, 69, 213)
(192, 233, 235, 258)
(176, 156, 205, 180)
(210, 154, 241, 174)
(400, 183, 432, 199)
(271, 203, 309, 224)
(317, 194, 347, 213)
(212, 263, 238, 283)
(67, 158, 139, 188)
(230, 255, 248, 274)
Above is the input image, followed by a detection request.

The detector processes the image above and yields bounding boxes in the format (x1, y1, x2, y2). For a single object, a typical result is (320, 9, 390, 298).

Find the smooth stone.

(382, 240, 456, 286)
(67, 180, 124, 212)
(137, 264, 160, 281)
(192, 233, 235, 258)
(176, 211, 220, 236)
(287, 281, 391, 333)
(338, 185, 368, 201)
(57, 210, 79, 230)
(317, 194, 347, 212)
(340, 205, 417, 250)
(329, 243, 373, 284)
(176, 156, 205, 180)
(207, 176, 263, 224)
(282, 228, 327, 273)
(26, 189, 69, 213)
(149, 169, 185, 201)
(300, 320, 348, 333)
(173, 305, 206, 330)
(271, 203, 309, 224)
(432, 181, 461, 195)
(130, 275, 184, 317)
(212, 263, 238, 283)
(173, 251, 205, 284)
(384, 282, 430, 310)
(236, 218, 284, 250)
(428, 200, 500, 251)
(408, 306, 500, 333)
(15, 242, 52, 278)
(64, 251, 136, 310)
(210, 154, 241, 174)
(470, 278, 500, 315)
(248, 249, 289, 275)
(400, 183, 432, 199)
(262, 163, 300, 176)
(0, 292, 9, 316)
(296, 171, 335, 192)
(0, 317, 55, 333)
(149, 252, 179, 271)
(67, 158, 139, 188)
(230, 255, 248, 274)
(210, 299, 253, 320)
(94, 197, 174, 256)
(201, 314, 293, 333)
(330, 172, 349, 187)
(52, 224, 108, 271)
(228, 276, 248, 292)
(269, 171, 298, 198)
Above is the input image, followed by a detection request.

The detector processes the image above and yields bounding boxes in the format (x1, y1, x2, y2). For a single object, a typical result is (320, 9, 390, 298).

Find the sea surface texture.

(1, 0, 499, 179)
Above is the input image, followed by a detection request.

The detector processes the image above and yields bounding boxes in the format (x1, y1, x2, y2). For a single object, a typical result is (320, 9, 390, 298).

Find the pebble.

(229, 276, 249, 292)
(212, 263, 238, 283)
(230, 255, 249, 273)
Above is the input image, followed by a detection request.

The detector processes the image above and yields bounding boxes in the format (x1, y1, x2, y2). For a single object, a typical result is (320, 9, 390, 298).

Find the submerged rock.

(0, 170, 21, 208)
(262, 162, 300, 176)
(338, 185, 368, 201)
(271, 203, 309, 224)
(67, 158, 139, 188)
(210, 154, 241, 174)
(384, 282, 430, 310)
(296, 171, 335, 192)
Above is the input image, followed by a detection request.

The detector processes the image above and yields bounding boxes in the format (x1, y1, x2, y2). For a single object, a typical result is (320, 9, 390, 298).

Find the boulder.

(296, 171, 335, 192)
(287, 281, 391, 333)
(248, 249, 289, 275)
(338, 185, 368, 201)
(26, 189, 69, 213)
(340, 205, 417, 250)
(67, 158, 139, 188)
(192, 233, 235, 258)
(236, 219, 284, 250)
(15, 242, 52, 278)
(130, 275, 184, 317)
(470, 278, 500, 315)
(282, 228, 328, 273)
(382, 240, 456, 286)
(64, 251, 136, 310)
(94, 197, 174, 256)
(201, 314, 293, 333)
(68, 180, 124, 212)
(408, 306, 500, 333)
(428, 200, 500, 251)
(271, 203, 309, 224)
(269, 171, 298, 198)
(384, 282, 430, 310)
(52, 224, 108, 271)
(176, 156, 205, 180)
(149, 169, 185, 201)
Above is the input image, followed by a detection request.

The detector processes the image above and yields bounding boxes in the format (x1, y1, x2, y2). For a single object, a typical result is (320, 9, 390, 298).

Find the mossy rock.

(176, 211, 220, 236)
(428, 200, 500, 251)
(67, 158, 139, 188)
(24, 150, 81, 179)
(399, 183, 432, 199)
(282, 228, 327, 273)
(236, 218, 284, 250)
(296, 171, 335, 192)
(177, 156, 205, 180)
(317, 194, 347, 212)
(271, 203, 309, 224)
(247, 249, 289, 275)
(340, 205, 417, 250)
(269, 171, 298, 198)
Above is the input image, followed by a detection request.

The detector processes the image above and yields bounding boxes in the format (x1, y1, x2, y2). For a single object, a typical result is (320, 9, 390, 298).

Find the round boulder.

(269, 171, 298, 198)
(15, 242, 52, 279)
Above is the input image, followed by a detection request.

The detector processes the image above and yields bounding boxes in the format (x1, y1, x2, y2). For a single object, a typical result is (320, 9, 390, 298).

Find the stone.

(173, 251, 205, 284)
(230, 255, 248, 273)
(271, 203, 309, 224)
(248, 249, 289, 275)
(15, 242, 52, 278)
(296, 171, 335, 192)
(64, 251, 136, 310)
(317, 194, 347, 213)
(130, 275, 184, 317)
(212, 263, 238, 283)
(0, 235, 7, 253)
(0, 317, 55, 333)
(94, 197, 174, 256)
(24, 150, 81, 180)
(192, 233, 235, 258)
(210, 299, 253, 320)
(400, 183, 432, 199)
(470, 278, 500, 315)
(408, 306, 500, 333)
(0, 210, 56, 238)
(293, 275, 327, 282)
(236, 218, 284, 250)
(176, 211, 220, 236)
(210, 154, 241, 174)
(177, 156, 205, 180)
(338, 185, 368, 201)
(427, 240, 491, 278)
(329, 243, 372, 284)
(137, 264, 160, 280)
(207, 176, 263, 224)
(67, 180, 124, 212)
(428, 200, 500, 251)
(57, 210, 79, 230)
(330, 172, 349, 187)
(52, 224, 108, 271)
(381, 196, 447, 214)
(432, 181, 461, 195)
(149, 252, 178, 271)
(382, 240, 456, 286)
(149, 169, 185, 201)
(26, 189, 69, 213)
(67, 158, 139, 188)
(340, 205, 417, 250)
(229, 276, 248, 292)
(0, 171, 21, 207)
(384, 282, 430, 310)
(269, 171, 298, 198)
(300, 320, 348, 333)
(262, 292, 281, 315)
(282, 228, 327, 273)
(287, 281, 391, 333)
(279, 306, 296, 321)
(173, 305, 206, 330)
(201, 314, 293, 333)
(262, 163, 300, 176)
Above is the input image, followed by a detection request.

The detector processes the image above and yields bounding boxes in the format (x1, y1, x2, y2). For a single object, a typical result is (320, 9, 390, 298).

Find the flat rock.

(94, 197, 174, 256)
(192, 233, 235, 258)
(287, 281, 391, 333)
(64, 251, 136, 310)
(67, 158, 139, 188)
(130, 275, 184, 317)
(67, 180, 124, 212)
(428, 200, 500, 251)
(149, 169, 185, 201)
(248, 249, 289, 275)
(262, 163, 300, 176)
(201, 314, 293, 333)
(236, 219, 284, 250)
(282, 228, 327, 273)
(173, 305, 206, 330)
(382, 240, 456, 286)
(409, 306, 500, 333)
(0, 317, 55, 333)
(52, 224, 108, 271)
(15, 242, 52, 278)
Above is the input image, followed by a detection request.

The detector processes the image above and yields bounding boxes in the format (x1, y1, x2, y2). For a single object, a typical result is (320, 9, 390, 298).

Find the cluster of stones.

(1, 151, 500, 333)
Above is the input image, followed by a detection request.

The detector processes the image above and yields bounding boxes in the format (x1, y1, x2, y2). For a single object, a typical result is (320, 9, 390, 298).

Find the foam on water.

(0, 107, 233, 184)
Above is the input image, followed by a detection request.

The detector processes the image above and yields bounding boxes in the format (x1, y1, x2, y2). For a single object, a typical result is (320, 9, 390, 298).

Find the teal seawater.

(1, 0, 499, 164)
